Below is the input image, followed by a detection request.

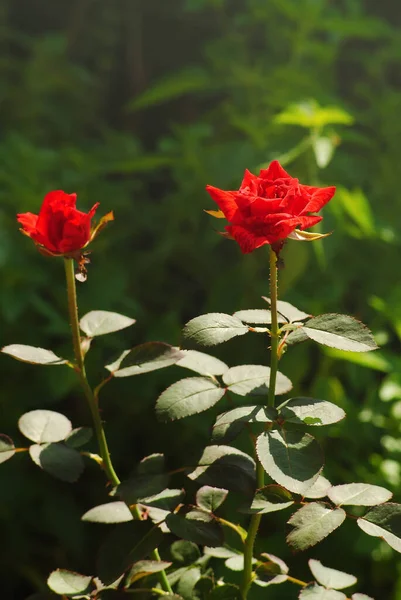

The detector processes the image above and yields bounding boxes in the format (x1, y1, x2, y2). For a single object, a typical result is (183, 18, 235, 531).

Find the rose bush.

(206, 160, 336, 253)
(17, 190, 99, 254)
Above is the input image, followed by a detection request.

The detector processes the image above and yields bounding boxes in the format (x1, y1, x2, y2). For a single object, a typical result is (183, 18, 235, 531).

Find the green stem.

(63, 258, 173, 594)
(268, 247, 279, 408)
(240, 247, 280, 600)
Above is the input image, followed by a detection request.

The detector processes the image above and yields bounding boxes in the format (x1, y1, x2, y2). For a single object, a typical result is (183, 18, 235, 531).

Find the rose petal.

(259, 160, 291, 181)
(205, 185, 239, 221)
(301, 185, 336, 212)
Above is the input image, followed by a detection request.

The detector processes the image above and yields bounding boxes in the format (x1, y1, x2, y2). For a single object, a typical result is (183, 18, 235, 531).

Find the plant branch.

(63, 258, 173, 594)
(240, 247, 280, 599)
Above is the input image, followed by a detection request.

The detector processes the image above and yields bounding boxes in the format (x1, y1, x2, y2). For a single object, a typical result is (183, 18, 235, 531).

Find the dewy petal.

(17, 212, 38, 234)
(259, 160, 291, 181)
(205, 185, 239, 221)
(301, 185, 336, 213)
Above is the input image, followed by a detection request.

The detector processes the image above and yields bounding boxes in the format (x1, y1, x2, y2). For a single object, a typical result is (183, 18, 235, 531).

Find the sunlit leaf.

(223, 364, 292, 396)
(2, 344, 67, 365)
(256, 430, 323, 494)
(156, 376, 225, 421)
(303, 476, 332, 499)
(0, 434, 15, 464)
(126, 560, 172, 585)
(176, 349, 229, 376)
(212, 405, 277, 443)
(19, 410, 72, 443)
(287, 314, 377, 352)
(107, 342, 184, 377)
(357, 503, 401, 553)
(328, 483, 392, 507)
(47, 569, 92, 595)
(196, 485, 228, 512)
(277, 397, 345, 426)
(183, 313, 249, 346)
(79, 310, 135, 337)
(188, 445, 256, 495)
(299, 583, 347, 599)
(309, 559, 357, 589)
(244, 485, 294, 514)
(233, 309, 273, 324)
(82, 502, 133, 524)
(287, 503, 346, 551)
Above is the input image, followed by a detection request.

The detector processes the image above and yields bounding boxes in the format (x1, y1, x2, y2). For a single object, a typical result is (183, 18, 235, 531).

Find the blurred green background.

(1, 0, 401, 597)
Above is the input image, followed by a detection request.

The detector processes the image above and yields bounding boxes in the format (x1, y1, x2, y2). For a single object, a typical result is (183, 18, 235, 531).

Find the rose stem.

(241, 247, 279, 599)
(63, 257, 173, 594)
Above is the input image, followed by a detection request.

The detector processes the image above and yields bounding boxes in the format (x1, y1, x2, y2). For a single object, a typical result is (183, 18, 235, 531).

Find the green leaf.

(188, 445, 256, 495)
(256, 430, 323, 494)
(107, 342, 184, 377)
(208, 584, 241, 599)
(79, 310, 135, 337)
(194, 575, 214, 599)
(64, 427, 93, 448)
(262, 298, 310, 322)
(19, 410, 72, 443)
(97, 521, 163, 584)
(257, 553, 289, 586)
(127, 67, 211, 110)
(118, 454, 169, 504)
(166, 508, 223, 546)
(303, 475, 332, 499)
(29, 443, 84, 483)
(204, 546, 238, 559)
(309, 559, 357, 590)
(244, 485, 293, 514)
(2, 344, 67, 365)
(0, 434, 15, 464)
(299, 584, 347, 599)
(126, 559, 172, 585)
(82, 501, 133, 524)
(287, 314, 378, 352)
(156, 377, 225, 421)
(277, 397, 346, 426)
(357, 503, 401, 552)
(233, 309, 273, 324)
(177, 567, 202, 600)
(196, 485, 228, 512)
(170, 540, 201, 565)
(212, 405, 277, 444)
(328, 484, 392, 506)
(176, 349, 229, 376)
(47, 569, 92, 595)
(287, 503, 346, 551)
(141, 488, 184, 510)
(182, 313, 249, 346)
(140, 489, 185, 531)
(222, 365, 292, 396)
(274, 100, 353, 128)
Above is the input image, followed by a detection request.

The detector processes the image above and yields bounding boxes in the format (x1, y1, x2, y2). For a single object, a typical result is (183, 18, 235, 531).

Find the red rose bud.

(17, 190, 100, 255)
(205, 160, 335, 254)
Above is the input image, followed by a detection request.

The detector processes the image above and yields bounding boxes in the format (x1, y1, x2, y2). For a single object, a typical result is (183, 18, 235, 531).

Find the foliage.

(1, 0, 401, 599)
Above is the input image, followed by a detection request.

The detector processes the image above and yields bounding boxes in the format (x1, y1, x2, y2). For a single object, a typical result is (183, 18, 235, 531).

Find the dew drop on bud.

(75, 271, 87, 283)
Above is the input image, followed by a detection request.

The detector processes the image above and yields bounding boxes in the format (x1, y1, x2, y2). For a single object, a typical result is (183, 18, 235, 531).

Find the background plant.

(1, 0, 401, 598)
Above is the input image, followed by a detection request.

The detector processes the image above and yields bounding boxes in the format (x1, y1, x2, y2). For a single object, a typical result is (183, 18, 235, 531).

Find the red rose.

(17, 190, 100, 254)
(205, 160, 335, 254)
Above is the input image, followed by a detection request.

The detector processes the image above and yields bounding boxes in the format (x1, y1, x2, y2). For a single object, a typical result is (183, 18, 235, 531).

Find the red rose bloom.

(206, 160, 335, 254)
(17, 190, 99, 254)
